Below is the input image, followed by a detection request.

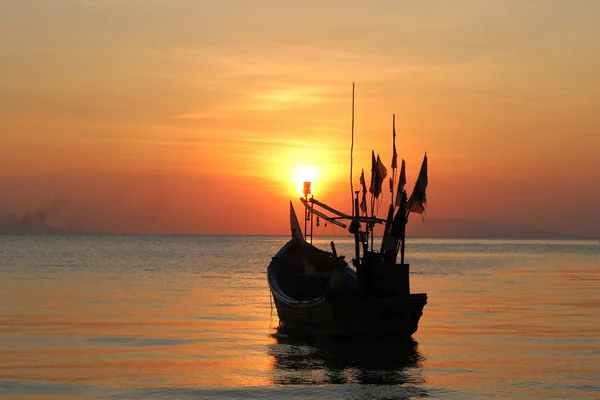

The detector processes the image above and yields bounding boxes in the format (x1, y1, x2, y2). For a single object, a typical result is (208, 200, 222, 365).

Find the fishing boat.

(267, 90, 429, 337)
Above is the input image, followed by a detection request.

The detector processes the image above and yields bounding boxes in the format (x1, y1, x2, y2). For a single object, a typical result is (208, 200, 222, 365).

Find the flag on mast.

(369, 151, 387, 198)
(359, 168, 367, 193)
(377, 154, 388, 181)
(409, 153, 428, 214)
(395, 159, 407, 207)
(359, 169, 367, 213)
(369, 151, 379, 197)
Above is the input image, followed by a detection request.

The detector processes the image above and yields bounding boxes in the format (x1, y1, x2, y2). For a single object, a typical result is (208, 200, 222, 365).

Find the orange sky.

(1, 1, 599, 237)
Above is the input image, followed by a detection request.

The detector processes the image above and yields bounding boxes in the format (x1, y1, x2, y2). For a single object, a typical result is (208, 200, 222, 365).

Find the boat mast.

(354, 191, 360, 264)
(349, 81, 365, 262)
(350, 82, 356, 216)
(390, 114, 397, 206)
(400, 190, 407, 264)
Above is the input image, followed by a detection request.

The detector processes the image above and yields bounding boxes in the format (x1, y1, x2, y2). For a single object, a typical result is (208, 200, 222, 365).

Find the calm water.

(0, 235, 599, 399)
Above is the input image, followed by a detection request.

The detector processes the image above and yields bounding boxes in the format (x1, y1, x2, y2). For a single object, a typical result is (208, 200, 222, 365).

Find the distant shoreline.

(0, 232, 597, 241)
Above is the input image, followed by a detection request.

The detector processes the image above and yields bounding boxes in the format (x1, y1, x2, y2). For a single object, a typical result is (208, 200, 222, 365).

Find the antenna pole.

(309, 195, 314, 244)
(350, 82, 355, 216)
(304, 192, 308, 241)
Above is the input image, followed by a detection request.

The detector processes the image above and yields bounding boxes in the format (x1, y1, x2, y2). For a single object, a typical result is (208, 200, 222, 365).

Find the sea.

(0, 235, 598, 400)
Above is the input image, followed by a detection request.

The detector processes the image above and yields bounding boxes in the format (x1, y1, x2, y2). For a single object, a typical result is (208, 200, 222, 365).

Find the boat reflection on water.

(268, 327, 427, 395)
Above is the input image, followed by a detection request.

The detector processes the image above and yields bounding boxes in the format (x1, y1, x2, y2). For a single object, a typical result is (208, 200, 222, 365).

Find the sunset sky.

(1, 1, 599, 237)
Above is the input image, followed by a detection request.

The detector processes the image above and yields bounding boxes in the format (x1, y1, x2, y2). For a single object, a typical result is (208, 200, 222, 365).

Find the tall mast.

(350, 82, 355, 216)
(391, 114, 397, 206)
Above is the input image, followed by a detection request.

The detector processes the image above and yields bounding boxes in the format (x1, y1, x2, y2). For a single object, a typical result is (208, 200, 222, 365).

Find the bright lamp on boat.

(303, 181, 312, 196)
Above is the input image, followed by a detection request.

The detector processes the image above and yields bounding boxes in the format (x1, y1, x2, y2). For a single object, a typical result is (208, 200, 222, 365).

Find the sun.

(291, 164, 321, 197)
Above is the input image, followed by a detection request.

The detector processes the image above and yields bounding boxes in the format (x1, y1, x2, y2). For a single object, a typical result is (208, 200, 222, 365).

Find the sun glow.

(291, 164, 322, 197)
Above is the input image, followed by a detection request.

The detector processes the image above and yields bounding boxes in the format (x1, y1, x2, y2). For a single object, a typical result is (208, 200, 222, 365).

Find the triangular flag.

(359, 169, 367, 213)
(395, 159, 407, 207)
(369, 152, 387, 199)
(369, 151, 378, 196)
(377, 155, 388, 181)
(359, 169, 367, 194)
(409, 153, 428, 214)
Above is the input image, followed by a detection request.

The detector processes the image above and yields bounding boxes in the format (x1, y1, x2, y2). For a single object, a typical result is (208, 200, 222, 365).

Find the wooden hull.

(272, 292, 427, 336)
(268, 239, 427, 337)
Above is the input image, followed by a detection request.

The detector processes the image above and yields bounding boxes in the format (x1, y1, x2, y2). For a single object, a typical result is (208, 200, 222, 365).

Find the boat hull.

(272, 292, 427, 336)
(267, 239, 427, 337)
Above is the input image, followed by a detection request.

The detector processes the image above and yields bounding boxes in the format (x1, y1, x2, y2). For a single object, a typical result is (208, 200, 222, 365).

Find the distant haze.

(1, 1, 598, 238)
